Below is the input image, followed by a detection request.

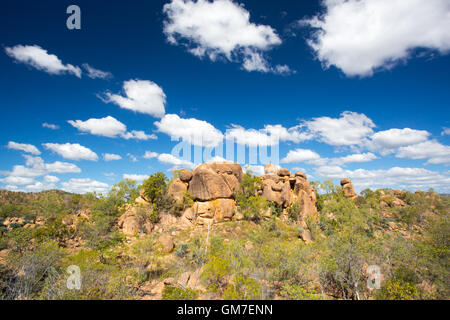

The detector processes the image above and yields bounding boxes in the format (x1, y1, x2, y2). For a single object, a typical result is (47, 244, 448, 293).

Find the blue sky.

(1, 0, 450, 194)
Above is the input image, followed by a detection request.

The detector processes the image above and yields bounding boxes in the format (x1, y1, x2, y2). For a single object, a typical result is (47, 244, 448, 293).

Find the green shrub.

(176, 243, 189, 258)
(223, 275, 262, 300)
(162, 286, 198, 300)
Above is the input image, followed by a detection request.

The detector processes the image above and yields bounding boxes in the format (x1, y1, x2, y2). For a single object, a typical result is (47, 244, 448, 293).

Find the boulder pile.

(120, 161, 319, 231)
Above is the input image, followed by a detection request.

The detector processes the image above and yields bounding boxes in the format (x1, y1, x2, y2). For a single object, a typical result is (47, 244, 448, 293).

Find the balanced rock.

(179, 169, 193, 182)
(341, 178, 357, 199)
(188, 162, 243, 201)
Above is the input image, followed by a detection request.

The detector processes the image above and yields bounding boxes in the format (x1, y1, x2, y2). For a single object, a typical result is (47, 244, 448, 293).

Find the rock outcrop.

(188, 162, 243, 201)
(341, 178, 357, 199)
(260, 168, 317, 218)
(140, 162, 317, 228)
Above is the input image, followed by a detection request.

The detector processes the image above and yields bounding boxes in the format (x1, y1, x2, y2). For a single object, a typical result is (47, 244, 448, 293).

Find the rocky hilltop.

(122, 162, 318, 232)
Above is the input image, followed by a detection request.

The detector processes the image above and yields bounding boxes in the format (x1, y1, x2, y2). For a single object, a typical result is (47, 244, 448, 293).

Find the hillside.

(0, 162, 448, 300)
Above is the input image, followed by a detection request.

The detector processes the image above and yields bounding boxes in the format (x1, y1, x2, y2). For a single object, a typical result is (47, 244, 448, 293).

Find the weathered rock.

(295, 172, 307, 179)
(277, 168, 291, 177)
(135, 196, 150, 206)
(167, 179, 188, 202)
(118, 211, 141, 236)
(341, 178, 357, 199)
(264, 163, 278, 175)
(300, 229, 313, 244)
(179, 169, 193, 182)
(192, 199, 236, 222)
(188, 162, 243, 201)
(159, 234, 174, 253)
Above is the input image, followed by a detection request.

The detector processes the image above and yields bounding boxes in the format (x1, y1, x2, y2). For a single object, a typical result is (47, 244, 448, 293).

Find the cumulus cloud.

(0, 176, 35, 186)
(43, 143, 98, 161)
(315, 165, 450, 193)
(61, 178, 109, 194)
(396, 140, 450, 165)
(7, 141, 41, 155)
(103, 153, 122, 161)
(157, 153, 195, 169)
(226, 124, 312, 146)
(82, 63, 113, 79)
(302, 0, 450, 77)
(0, 155, 80, 191)
(155, 114, 224, 147)
(68, 116, 156, 140)
(163, 0, 287, 73)
(42, 123, 59, 130)
(5, 44, 81, 77)
(123, 174, 148, 182)
(331, 152, 378, 166)
(143, 151, 159, 159)
(281, 148, 322, 164)
(44, 175, 60, 184)
(69, 116, 126, 138)
(101, 80, 166, 118)
(303, 111, 375, 146)
(367, 128, 431, 155)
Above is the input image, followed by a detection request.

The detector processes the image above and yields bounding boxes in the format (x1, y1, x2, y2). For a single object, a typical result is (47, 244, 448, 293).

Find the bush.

(162, 286, 198, 300)
(223, 275, 262, 300)
(172, 191, 194, 217)
(141, 173, 171, 220)
(176, 243, 189, 258)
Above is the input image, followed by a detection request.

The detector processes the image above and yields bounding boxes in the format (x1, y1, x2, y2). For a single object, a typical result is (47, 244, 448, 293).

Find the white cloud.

(7, 141, 41, 155)
(225, 124, 312, 146)
(243, 165, 265, 176)
(0, 176, 35, 186)
(316, 165, 450, 193)
(442, 127, 450, 136)
(69, 116, 127, 138)
(123, 174, 148, 182)
(302, 0, 450, 77)
(61, 178, 109, 194)
(44, 175, 60, 184)
(331, 152, 378, 166)
(68, 116, 156, 140)
(45, 161, 81, 174)
(103, 153, 122, 161)
(43, 143, 98, 161)
(281, 148, 322, 164)
(163, 0, 286, 73)
(121, 130, 157, 141)
(102, 80, 166, 118)
(42, 123, 59, 130)
(5, 44, 81, 77)
(367, 128, 431, 155)
(396, 140, 450, 165)
(303, 111, 375, 146)
(24, 181, 57, 192)
(127, 153, 138, 163)
(157, 153, 195, 169)
(0, 156, 80, 191)
(82, 63, 113, 79)
(143, 151, 159, 159)
(155, 114, 224, 147)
